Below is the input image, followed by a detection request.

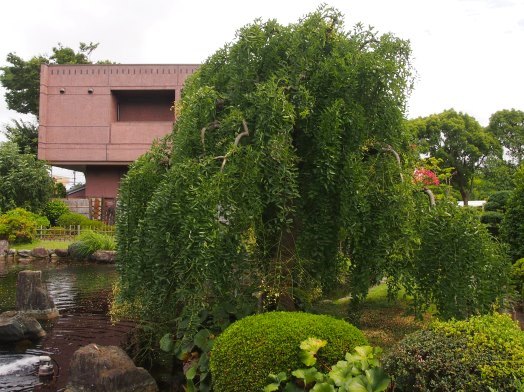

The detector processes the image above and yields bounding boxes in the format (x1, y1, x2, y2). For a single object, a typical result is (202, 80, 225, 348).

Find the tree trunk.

(460, 187, 469, 206)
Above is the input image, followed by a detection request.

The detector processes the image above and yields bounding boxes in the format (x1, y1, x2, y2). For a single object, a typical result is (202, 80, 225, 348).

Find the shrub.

(57, 212, 90, 227)
(480, 210, 504, 225)
(210, 312, 368, 392)
(512, 258, 524, 303)
(384, 313, 524, 391)
(484, 190, 512, 212)
(404, 203, 511, 319)
(68, 230, 116, 260)
(43, 200, 69, 225)
(266, 338, 390, 392)
(0, 208, 48, 243)
(480, 210, 504, 236)
(502, 164, 524, 261)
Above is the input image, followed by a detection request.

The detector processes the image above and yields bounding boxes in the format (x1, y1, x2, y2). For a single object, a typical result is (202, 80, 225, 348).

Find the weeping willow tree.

(116, 6, 417, 340)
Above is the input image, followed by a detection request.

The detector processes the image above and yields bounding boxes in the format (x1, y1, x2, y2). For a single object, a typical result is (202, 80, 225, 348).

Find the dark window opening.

(112, 90, 175, 122)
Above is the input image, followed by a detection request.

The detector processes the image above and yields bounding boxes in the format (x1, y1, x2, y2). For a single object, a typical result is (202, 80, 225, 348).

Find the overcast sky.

(1, 0, 523, 181)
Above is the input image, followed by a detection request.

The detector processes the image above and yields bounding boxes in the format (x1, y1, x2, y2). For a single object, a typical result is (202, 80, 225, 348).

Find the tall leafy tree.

(0, 142, 54, 213)
(486, 109, 524, 165)
(0, 42, 100, 118)
(2, 119, 38, 154)
(411, 109, 501, 205)
(116, 6, 417, 341)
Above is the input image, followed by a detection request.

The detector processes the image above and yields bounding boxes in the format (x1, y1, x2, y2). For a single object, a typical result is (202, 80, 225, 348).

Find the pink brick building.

(38, 64, 199, 200)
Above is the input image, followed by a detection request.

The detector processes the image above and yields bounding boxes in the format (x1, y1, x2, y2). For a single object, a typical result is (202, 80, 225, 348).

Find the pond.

(0, 257, 135, 392)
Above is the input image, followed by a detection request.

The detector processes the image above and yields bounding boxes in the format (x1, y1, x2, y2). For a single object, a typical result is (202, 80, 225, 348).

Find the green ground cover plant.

(265, 338, 390, 392)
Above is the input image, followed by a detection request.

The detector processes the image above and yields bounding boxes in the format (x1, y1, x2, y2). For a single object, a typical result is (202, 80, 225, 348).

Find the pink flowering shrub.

(413, 168, 440, 187)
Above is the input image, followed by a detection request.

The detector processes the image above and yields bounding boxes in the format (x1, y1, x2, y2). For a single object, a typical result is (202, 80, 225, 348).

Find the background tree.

(0, 42, 100, 118)
(474, 155, 515, 199)
(0, 141, 54, 213)
(116, 6, 417, 343)
(410, 109, 501, 205)
(486, 109, 524, 165)
(2, 119, 38, 154)
(501, 164, 524, 261)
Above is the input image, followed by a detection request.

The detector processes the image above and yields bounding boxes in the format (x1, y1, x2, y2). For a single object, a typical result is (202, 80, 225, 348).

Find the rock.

(91, 250, 117, 264)
(17, 250, 32, 258)
(31, 247, 50, 259)
(16, 270, 59, 320)
(54, 248, 69, 258)
(6, 249, 16, 256)
(0, 239, 8, 255)
(65, 344, 158, 392)
(0, 311, 46, 342)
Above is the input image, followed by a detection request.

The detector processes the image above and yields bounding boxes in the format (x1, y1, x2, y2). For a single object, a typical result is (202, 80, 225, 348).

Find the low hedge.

(384, 313, 524, 391)
(210, 311, 367, 392)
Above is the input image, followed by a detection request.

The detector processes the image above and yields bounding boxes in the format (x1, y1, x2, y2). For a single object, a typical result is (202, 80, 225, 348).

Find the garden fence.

(36, 225, 115, 241)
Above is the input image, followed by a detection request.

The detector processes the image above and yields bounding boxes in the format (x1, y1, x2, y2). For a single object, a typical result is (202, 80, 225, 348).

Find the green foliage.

(56, 209, 91, 227)
(410, 109, 501, 204)
(476, 156, 516, 198)
(385, 313, 524, 391)
(402, 203, 511, 319)
(0, 208, 48, 243)
(0, 42, 100, 117)
(0, 141, 54, 213)
(160, 327, 216, 392)
(487, 109, 524, 165)
(502, 164, 524, 260)
(68, 229, 115, 260)
(384, 329, 475, 391)
(512, 258, 524, 302)
(54, 182, 67, 198)
(2, 119, 38, 155)
(210, 312, 368, 392)
(266, 338, 390, 392)
(116, 5, 416, 345)
(484, 190, 512, 212)
(43, 199, 70, 226)
(480, 210, 504, 236)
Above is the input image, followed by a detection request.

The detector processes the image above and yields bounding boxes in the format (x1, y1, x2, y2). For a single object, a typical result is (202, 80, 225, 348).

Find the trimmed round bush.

(210, 311, 367, 392)
(384, 313, 524, 391)
(480, 210, 504, 236)
(484, 190, 512, 212)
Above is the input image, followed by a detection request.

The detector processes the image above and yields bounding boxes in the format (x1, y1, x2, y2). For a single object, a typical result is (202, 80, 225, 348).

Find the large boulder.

(16, 270, 59, 320)
(54, 248, 69, 258)
(17, 250, 32, 258)
(91, 250, 117, 264)
(31, 247, 50, 259)
(65, 344, 158, 392)
(0, 311, 46, 342)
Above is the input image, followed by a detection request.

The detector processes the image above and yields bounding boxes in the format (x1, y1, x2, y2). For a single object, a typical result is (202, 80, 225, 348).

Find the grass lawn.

(313, 283, 430, 352)
(9, 239, 74, 251)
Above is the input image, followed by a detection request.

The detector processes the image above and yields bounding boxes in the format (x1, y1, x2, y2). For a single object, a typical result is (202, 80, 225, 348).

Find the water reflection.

(0, 259, 134, 392)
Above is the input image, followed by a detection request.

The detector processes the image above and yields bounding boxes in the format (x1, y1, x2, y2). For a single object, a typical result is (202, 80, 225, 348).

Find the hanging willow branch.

(382, 144, 404, 182)
(422, 188, 436, 207)
(215, 120, 250, 171)
(200, 120, 220, 152)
